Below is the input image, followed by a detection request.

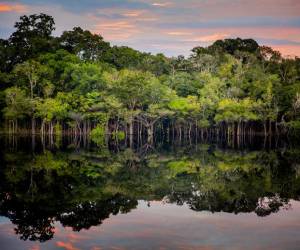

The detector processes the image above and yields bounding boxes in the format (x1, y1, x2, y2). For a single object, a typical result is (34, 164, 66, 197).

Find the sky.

(0, 0, 300, 57)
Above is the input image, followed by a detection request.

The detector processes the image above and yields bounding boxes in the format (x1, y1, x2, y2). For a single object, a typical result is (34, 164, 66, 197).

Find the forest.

(1, 13, 300, 143)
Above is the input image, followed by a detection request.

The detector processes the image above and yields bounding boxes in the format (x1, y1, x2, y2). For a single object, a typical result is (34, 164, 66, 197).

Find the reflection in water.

(0, 135, 300, 248)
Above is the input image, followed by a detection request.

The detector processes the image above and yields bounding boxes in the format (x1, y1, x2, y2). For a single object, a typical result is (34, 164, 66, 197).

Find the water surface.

(0, 136, 300, 249)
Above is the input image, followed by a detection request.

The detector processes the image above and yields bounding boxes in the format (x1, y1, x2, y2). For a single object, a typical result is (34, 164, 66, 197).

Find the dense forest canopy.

(1, 13, 300, 141)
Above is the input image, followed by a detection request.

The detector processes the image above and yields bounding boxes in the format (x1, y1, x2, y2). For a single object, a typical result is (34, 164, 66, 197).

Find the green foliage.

(215, 98, 259, 123)
(194, 38, 259, 55)
(112, 131, 126, 140)
(168, 96, 200, 117)
(5, 13, 55, 70)
(36, 98, 68, 122)
(90, 125, 106, 145)
(68, 62, 105, 93)
(165, 72, 201, 97)
(59, 27, 110, 61)
(3, 87, 31, 120)
(287, 120, 300, 132)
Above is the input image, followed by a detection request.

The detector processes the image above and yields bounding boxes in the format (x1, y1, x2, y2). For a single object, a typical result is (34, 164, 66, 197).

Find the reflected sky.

(1, 200, 300, 250)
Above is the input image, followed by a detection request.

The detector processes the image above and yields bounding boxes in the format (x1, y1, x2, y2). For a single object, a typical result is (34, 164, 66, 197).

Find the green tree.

(198, 72, 225, 127)
(59, 27, 110, 61)
(36, 98, 68, 135)
(2, 87, 31, 133)
(215, 98, 259, 136)
(13, 60, 48, 134)
(8, 13, 55, 67)
(168, 95, 201, 138)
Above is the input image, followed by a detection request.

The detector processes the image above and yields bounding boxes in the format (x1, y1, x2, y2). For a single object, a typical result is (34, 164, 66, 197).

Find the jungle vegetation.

(1, 14, 300, 143)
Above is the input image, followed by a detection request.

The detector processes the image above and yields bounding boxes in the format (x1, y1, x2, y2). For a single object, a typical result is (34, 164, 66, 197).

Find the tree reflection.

(0, 141, 300, 242)
(59, 194, 137, 231)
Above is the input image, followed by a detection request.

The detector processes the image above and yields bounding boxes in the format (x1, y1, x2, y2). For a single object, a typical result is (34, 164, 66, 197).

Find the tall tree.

(59, 27, 110, 61)
(7, 14, 55, 68)
(13, 60, 48, 134)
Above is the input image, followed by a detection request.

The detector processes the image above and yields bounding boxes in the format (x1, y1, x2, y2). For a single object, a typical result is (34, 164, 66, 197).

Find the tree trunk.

(275, 121, 279, 135)
(179, 126, 182, 141)
(147, 124, 154, 144)
(237, 121, 241, 136)
(263, 121, 267, 137)
(128, 116, 134, 147)
(41, 119, 45, 136)
(31, 118, 35, 135)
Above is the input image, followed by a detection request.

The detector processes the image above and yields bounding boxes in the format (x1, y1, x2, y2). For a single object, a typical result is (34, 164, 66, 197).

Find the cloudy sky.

(0, 0, 300, 57)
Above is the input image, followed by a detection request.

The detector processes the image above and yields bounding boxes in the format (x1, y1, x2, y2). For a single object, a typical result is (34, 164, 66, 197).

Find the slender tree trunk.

(31, 118, 35, 135)
(147, 124, 154, 144)
(128, 116, 134, 147)
(237, 121, 241, 136)
(179, 126, 182, 141)
(263, 121, 267, 137)
(172, 123, 175, 141)
(41, 119, 45, 136)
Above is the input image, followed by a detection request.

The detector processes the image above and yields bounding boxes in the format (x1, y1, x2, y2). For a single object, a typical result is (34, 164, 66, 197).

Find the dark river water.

(0, 136, 300, 250)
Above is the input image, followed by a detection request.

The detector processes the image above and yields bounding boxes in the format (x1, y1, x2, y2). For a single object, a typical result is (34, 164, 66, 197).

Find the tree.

(59, 27, 110, 61)
(103, 46, 145, 69)
(198, 72, 226, 127)
(36, 98, 68, 135)
(2, 87, 31, 133)
(209, 38, 259, 55)
(164, 72, 202, 97)
(138, 86, 174, 142)
(106, 70, 155, 133)
(8, 13, 55, 66)
(252, 74, 280, 135)
(67, 62, 106, 94)
(139, 53, 171, 76)
(37, 49, 80, 93)
(169, 55, 192, 75)
(168, 95, 201, 138)
(13, 60, 48, 134)
(0, 39, 11, 72)
(215, 98, 259, 136)
(190, 53, 218, 73)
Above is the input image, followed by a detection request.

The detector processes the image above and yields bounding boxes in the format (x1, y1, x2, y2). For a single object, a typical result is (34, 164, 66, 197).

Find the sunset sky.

(0, 0, 300, 57)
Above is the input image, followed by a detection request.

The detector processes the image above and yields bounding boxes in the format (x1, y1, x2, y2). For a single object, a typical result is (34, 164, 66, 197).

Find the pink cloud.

(272, 45, 300, 57)
(2, 0, 298, 57)
(67, 232, 90, 243)
(56, 241, 80, 250)
(29, 245, 40, 250)
(122, 10, 144, 17)
(0, 3, 27, 12)
(159, 26, 300, 56)
(185, 33, 229, 42)
(90, 247, 102, 250)
(175, 0, 300, 18)
(167, 31, 193, 36)
(95, 21, 135, 30)
(152, 2, 172, 7)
